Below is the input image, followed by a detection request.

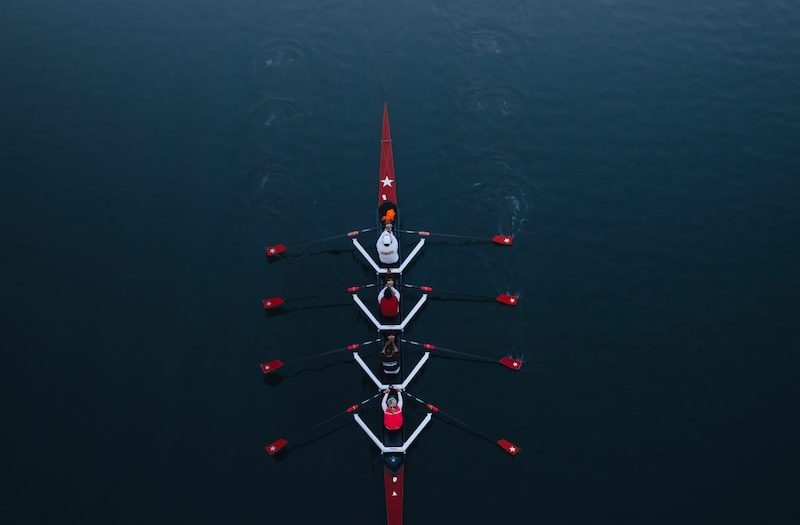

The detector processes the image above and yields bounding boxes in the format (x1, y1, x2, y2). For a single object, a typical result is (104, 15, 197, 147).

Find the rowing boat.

(262, 103, 522, 525)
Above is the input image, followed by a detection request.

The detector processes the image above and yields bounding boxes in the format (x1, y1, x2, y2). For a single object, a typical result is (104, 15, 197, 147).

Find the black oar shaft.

(291, 289, 347, 302)
(398, 229, 487, 242)
(282, 339, 380, 366)
(402, 284, 494, 301)
(405, 392, 495, 443)
(402, 340, 497, 364)
(291, 227, 376, 249)
(290, 391, 382, 444)
(290, 283, 377, 303)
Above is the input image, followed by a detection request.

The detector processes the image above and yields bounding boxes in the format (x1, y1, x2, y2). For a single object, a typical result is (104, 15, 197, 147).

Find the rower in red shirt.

(382, 389, 403, 430)
(377, 278, 400, 318)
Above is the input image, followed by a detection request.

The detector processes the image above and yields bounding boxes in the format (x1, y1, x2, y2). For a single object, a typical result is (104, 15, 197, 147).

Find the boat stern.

(383, 463, 404, 525)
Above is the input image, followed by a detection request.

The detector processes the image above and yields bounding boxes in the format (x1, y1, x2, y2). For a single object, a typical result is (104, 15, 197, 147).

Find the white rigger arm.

(399, 413, 433, 452)
(352, 413, 386, 450)
(355, 351, 429, 391)
(352, 237, 425, 275)
(398, 352, 430, 390)
(397, 238, 425, 273)
(352, 413, 434, 454)
(351, 294, 428, 331)
(399, 294, 427, 330)
(352, 352, 388, 390)
(352, 239, 384, 274)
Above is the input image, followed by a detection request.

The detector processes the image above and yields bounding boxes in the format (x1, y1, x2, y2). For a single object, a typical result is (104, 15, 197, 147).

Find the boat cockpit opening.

(379, 202, 398, 226)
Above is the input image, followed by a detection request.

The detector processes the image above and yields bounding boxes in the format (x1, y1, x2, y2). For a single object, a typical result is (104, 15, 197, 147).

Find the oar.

(260, 339, 381, 374)
(397, 229, 513, 246)
(401, 284, 519, 306)
(266, 392, 383, 456)
(401, 339, 523, 371)
(266, 227, 376, 258)
(404, 392, 521, 456)
(263, 283, 378, 310)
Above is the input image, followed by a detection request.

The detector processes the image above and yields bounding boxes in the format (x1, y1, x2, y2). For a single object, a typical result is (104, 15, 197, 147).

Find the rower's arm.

(396, 391, 403, 409)
(381, 392, 388, 411)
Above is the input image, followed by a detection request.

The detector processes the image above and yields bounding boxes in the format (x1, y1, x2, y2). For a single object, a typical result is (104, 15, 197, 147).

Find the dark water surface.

(3, 1, 799, 523)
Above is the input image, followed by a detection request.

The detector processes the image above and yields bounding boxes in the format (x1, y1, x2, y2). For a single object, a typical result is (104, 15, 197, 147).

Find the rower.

(376, 225, 399, 266)
(377, 278, 400, 318)
(380, 335, 400, 378)
(382, 389, 403, 430)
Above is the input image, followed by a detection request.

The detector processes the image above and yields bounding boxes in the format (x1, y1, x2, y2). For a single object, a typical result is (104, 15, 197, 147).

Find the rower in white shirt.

(376, 223, 399, 265)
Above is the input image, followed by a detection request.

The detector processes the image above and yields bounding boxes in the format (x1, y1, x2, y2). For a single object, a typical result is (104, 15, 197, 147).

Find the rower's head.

(385, 222, 393, 232)
(385, 279, 395, 288)
(387, 397, 398, 409)
(381, 232, 392, 246)
(382, 337, 397, 356)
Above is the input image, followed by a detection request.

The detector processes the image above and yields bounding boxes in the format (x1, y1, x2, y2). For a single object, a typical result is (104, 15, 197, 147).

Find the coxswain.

(382, 208, 396, 224)
(382, 389, 403, 430)
(376, 228, 399, 265)
(377, 279, 400, 318)
(380, 335, 400, 377)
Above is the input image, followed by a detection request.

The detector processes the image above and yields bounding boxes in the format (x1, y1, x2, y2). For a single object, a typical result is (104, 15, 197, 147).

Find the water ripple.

(251, 41, 307, 72)
(249, 99, 309, 131)
(462, 86, 525, 129)
(469, 178, 532, 235)
(242, 161, 303, 245)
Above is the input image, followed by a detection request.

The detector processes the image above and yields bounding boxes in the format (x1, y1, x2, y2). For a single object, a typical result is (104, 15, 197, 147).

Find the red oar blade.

(496, 294, 519, 306)
(260, 360, 284, 374)
(499, 357, 523, 371)
(262, 297, 285, 310)
(497, 439, 521, 456)
(265, 244, 287, 258)
(265, 438, 288, 456)
(492, 234, 513, 246)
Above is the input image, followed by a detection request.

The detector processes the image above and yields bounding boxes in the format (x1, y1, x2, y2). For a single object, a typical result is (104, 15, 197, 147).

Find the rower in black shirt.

(380, 335, 400, 378)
